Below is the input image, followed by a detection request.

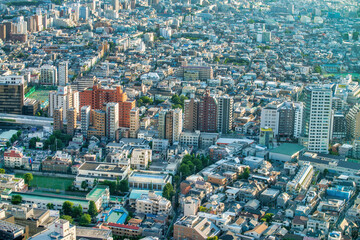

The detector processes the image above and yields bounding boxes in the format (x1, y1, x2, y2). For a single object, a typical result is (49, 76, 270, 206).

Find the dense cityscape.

(0, 0, 359, 239)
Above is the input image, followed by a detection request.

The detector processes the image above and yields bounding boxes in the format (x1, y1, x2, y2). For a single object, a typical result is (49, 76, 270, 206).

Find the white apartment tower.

(49, 86, 79, 121)
(40, 65, 58, 85)
(106, 102, 119, 141)
(58, 61, 69, 86)
(304, 85, 333, 153)
(293, 102, 304, 138)
(217, 95, 233, 134)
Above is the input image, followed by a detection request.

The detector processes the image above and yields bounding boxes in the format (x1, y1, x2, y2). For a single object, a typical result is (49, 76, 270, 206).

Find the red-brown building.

(79, 84, 135, 128)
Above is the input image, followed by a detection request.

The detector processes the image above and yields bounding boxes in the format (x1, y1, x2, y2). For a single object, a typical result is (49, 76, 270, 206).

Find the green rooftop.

(87, 185, 108, 200)
(269, 143, 305, 156)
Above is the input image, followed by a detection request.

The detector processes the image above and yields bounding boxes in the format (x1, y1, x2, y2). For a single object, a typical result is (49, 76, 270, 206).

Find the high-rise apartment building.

(130, 107, 140, 138)
(79, 84, 135, 128)
(106, 102, 119, 141)
(54, 108, 63, 132)
(66, 108, 77, 135)
(0, 75, 25, 115)
(158, 108, 183, 145)
(49, 86, 79, 121)
(58, 61, 69, 86)
(81, 105, 91, 138)
(198, 90, 217, 132)
(88, 109, 106, 138)
(332, 113, 346, 140)
(216, 95, 233, 134)
(302, 85, 333, 153)
(293, 102, 304, 138)
(184, 97, 199, 132)
(346, 104, 360, 141)
(40, 65, 58, 85)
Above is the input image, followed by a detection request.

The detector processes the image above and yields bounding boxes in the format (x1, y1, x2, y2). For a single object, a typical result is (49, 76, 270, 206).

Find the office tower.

(303, 85, 333, 153)
(54, 108, 63, 132)
(79, 84, 135, 128)
(216, 95, 233, 134)
(106, 102, 119, 141)
(198, 90, 217, 132)
(49, 86, 79, 121)
(158, 108, 183, 145)
(66, 108, 77, 135)
(79, 6, 89, 20)
(40, 65, 58, 85)
(88, 109, 106, 138)
(277, 102, 295, 140)
(184, 97, 199, 132)
(332, 113, 346, 140)
(130, 107, 140, 138)
(130, 0, 136, 9)
(58, 61, 69, 86)
(81, 105, 91, 138)
(0, 75, 25, 115)
(112, 0, 119, 11)
(346, 104, 360, 140)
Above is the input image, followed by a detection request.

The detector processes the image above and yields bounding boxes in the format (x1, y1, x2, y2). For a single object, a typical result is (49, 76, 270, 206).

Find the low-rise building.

(0, 174, 25, 191)
(128, 171, 172, 190)
(131, 148, 152, 170)
(4, 148, 30, 168)
(173, 215, 220, 240)
(136, 191, 172, 215)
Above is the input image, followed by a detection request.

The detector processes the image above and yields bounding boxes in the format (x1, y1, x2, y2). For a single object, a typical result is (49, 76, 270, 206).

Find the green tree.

(17, 130, 22, 137)
(207, 237, 218, 240)
(60, 215, 73, 224)
(260, 213, 274, 223)
(47, 203, 54, 209)
(23, 173, 33, 186)
(314, 65, 322, 74)
(11, 195, 22, 205)
(88, 200, 98, 218)
(118, 179, 129, 192)
(240, 168, 250, 179)
(162, 182, 175, 200)
(62, 201, 74, 216)
(179, 164, 191, 178)
(323, 169, 329, 177)
(353, 32, 359, 41)
(102, 180, 117, 194)
(0, 168, 5, 174)
(81, 181, 88, 191)
(79, 214, 91, 226)
(72, 205, 83, 219)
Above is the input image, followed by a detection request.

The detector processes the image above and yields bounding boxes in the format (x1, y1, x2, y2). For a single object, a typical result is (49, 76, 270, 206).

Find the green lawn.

(27, 89, 51, 103)
(15, 174, 74, 190)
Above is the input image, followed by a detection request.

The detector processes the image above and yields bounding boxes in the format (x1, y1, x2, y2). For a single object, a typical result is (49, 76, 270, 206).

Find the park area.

(15, 174, 74, 190)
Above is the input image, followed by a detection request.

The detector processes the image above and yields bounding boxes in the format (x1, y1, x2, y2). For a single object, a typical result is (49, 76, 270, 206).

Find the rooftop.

(269, 143, 305, 156)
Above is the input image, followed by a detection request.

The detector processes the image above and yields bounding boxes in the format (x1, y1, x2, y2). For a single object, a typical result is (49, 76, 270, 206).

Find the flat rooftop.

(269, 143, 305, 156)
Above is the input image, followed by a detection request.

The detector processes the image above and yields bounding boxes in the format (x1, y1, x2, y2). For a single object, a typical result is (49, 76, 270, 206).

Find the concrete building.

(81, 106, 91, 138)
(128, 171, 172, 190)
(88, 109, 106, 139)
(131, 148, 152, 170)
(58, 61, 69, 86)
(4, 148, 29, 168)
(174, 215, 220, 240)
(40, 65, 57, 85)
(307, 212, 330, 234)
(66, 108, 77, 135)
(216, 95, 233, 134)
(79, 84, 135, 128)
(136, 191, 171, 215)
(53, 108, 63, 132)
(177, 65, 213, 81)
(0, 220, 26, 240)
(29, 219, 76, 240)
(75, 162, 129, 188)
(130, 107, 140, 138)
(180, 131, 200, 148)
(0, 75, 25, 115)
(332, 113, 346, 140)
(286, 162, 314, 193)
(346, 104, 360, 140)
(106, 102, 119, 141)
(198, 90, 217, 133)
(302, 85, 333, 153)
(49, 86, 79, 121)
(158, 108, 183, 145)
(184, 97, 199, 132)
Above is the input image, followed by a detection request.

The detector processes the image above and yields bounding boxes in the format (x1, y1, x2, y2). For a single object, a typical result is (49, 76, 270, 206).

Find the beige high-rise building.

(67, 108, 77, 135)
(346, 104, 360, 140)
(130, 107, 140, 138)
(54, 108, 63, 132)
(87, 109, 106, 138)
(158, 108, 183, 145)
(184, 97, 198, 132)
